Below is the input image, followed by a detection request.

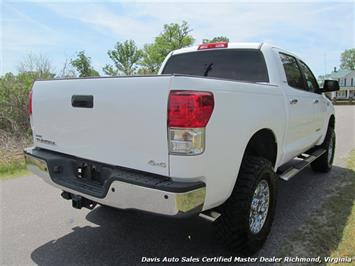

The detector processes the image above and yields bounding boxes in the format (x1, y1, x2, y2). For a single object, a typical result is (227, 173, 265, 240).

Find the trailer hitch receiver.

(61, 191, 97, 210)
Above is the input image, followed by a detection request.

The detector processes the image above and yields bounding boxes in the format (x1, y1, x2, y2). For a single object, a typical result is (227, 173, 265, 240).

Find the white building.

(320, 68, 355, 99)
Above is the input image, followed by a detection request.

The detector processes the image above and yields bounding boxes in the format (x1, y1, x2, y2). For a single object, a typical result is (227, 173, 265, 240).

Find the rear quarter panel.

(169, 76, 287, 210)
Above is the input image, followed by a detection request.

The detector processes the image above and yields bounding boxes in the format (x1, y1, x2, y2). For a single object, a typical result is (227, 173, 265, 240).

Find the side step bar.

(199, 210, 221, 222)
(278, 149, 326, 181)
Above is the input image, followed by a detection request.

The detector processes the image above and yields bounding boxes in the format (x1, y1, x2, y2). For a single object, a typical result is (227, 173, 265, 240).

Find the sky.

(1, 0, 354, 77)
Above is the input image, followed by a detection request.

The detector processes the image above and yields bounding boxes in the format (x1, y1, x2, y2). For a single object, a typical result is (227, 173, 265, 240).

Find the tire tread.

(215, 156, 278, 255)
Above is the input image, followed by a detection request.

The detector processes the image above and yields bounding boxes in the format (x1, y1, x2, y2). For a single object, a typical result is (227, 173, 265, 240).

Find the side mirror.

(322, 80, 340, 92)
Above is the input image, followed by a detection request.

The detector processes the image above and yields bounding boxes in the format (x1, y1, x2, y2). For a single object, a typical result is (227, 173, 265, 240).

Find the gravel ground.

(0, 106, 354, 266)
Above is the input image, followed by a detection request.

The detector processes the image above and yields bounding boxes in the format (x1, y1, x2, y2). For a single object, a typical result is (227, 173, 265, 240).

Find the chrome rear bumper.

(24, 148, 205, 217)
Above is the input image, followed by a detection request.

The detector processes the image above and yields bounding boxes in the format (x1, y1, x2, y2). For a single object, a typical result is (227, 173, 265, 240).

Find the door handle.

(289, 99, 298, 104)
(72, 95, 94, 108)
(313, 99, 319, 104)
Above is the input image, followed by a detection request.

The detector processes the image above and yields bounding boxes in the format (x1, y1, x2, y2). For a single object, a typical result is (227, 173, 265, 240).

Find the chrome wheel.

(327, 136, 334, 165)
(249, 179, 270, 234)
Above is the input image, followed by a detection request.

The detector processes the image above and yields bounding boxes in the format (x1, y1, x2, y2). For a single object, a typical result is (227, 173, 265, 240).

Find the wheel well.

(329, 115, 335, 129)
(243, 129, 277, 167)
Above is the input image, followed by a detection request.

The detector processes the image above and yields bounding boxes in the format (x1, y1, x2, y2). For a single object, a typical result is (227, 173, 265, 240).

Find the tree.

(203, 36, 229, 44)
(140, 44, 163, 74)
(103, 40, 142, 76)
(58, 58, 76, 78)
(71, 51, 99, 77)
(1, 54, 55, 136)
(340, 48, 355, 70)
(141, 21, 195, 74)
(17, 53, 55, 79)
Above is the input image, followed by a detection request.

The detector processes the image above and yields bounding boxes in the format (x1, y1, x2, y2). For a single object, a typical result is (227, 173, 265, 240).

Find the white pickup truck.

(25, 42, 339, 255)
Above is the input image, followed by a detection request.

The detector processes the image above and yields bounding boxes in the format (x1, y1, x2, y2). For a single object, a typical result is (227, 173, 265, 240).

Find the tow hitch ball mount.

(61, 191, 97, 210)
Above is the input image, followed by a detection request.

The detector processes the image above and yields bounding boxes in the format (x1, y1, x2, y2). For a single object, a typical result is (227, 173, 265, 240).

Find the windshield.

(162, 49, 269, 83)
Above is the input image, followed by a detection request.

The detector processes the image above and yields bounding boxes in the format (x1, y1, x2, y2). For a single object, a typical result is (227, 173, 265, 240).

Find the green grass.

(278, 150, 355, 264)
(328, 152, 355, 264)
(0, 160, 28, 180)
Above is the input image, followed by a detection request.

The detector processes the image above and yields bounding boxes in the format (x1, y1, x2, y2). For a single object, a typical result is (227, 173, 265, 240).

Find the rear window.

(162, 49, 269, 83)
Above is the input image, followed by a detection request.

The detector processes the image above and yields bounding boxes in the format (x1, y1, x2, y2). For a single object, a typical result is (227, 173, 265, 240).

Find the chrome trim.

(199, 211, 221, 222)
(279, 149, 326, 181)
(249, 179, 270, 234)
(24, 154, 47, 172)
(176, 187, 205, 212)
(24, 150, 205, 216)
(24, 153, 50, 181)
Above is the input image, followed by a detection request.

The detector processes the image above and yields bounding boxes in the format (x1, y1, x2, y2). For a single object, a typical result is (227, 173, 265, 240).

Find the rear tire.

(311, 127, 335, 173)
(214, 156, 278, 255)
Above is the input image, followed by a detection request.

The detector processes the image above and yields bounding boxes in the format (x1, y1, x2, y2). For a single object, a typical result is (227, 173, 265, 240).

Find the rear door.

(32, 76, 172, 176)
(278, 52, 318, 160)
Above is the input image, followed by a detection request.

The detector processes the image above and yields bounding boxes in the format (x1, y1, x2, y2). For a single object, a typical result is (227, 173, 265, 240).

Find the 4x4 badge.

(147, 160, 166, 168)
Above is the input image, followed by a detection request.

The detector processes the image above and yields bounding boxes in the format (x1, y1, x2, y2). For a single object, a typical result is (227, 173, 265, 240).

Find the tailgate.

(31, 76, 172, 176)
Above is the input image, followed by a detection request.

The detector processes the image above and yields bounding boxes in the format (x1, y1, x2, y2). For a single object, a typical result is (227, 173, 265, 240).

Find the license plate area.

(76, 162, 99, 181)
(72, 161, 112, 188)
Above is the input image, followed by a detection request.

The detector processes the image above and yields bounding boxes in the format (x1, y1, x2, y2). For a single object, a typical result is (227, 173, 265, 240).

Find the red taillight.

(198, 42, 228, 50)
(29, 90, 32, 115)
(168, 90, 214, 128)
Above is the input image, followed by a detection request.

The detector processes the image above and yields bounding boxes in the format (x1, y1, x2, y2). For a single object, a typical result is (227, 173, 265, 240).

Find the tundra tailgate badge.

(35, 135, 56, 146)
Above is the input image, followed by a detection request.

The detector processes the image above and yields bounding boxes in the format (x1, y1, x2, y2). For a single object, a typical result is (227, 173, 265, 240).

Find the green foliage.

(203, 36, 229, 43)
(71, 51, 99, 77)
(0, 54, 55, 136)
(141, 21, 194, 74)
(104, 40, 142, 76)
(0, 161, 27, 180)
(340, 49, 355, 70)
(140, 44, 162, 74)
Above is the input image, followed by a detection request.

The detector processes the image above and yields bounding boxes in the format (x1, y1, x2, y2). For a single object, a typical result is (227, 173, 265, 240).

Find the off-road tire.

(215, 156, 278, 256)
(311, 127, 335, 173)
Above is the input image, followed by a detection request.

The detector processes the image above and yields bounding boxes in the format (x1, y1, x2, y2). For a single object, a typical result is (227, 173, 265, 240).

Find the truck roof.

(170, 42, 300, 62)
(172, 42, 265, 55)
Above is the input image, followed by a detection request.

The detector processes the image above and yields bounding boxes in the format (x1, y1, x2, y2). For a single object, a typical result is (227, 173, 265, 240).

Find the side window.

(279, 53, 305, 90)
(299, 60, 319, 92)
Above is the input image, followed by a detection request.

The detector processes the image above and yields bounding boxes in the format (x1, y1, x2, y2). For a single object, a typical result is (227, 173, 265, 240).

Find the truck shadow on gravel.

(31, 165, 355, 265)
